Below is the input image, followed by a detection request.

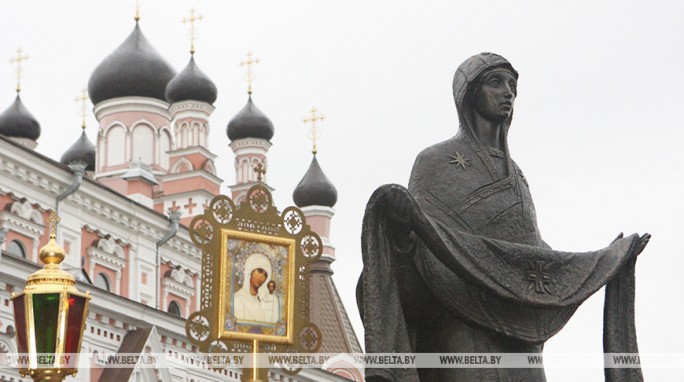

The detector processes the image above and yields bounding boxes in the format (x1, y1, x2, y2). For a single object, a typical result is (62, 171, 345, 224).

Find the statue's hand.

(634, 233, 651, 257)
(384, 185, 416, 253)
(612, 232, 651, 257)
(610, 232, 624, 245)
(384, 185, 414, 225)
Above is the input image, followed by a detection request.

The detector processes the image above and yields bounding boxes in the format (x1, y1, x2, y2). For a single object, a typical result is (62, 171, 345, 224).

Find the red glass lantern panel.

(12, 294, 28, 354)
(64, 294, 86, 354)
(32, 293, 61, 355)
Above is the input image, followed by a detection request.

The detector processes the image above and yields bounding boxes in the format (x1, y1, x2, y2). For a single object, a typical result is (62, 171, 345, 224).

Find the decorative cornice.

(166, 145, 218, 160)
(88, 246, 126, 270)
(229, 181, 274, 194)
(8, 199, 44, 224)
(7, 137, 37, 150)
(165, 265, 193, 286)
(0, 211, 44, 239)
(93, 97, 171, 121)
(159, 169, 223, 184)
(162, 277, 194, 298)
(87, 235, 127, 270)
(301, 205, 336, 218)
(92, 167, 129, 180)
(229, 137, 272, 153)
(160, 256, 200, 277)
(153, 189, 216, 204)
(0, 153, 64, 201)
(168, 100, 215, 118)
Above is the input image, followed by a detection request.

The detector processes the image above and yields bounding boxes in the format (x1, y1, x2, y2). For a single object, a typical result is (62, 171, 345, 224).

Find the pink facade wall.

(168, 152, 213, 172)
(162, 177, 219, 196)
(97, 177, 129, 196)
(306, 215, 331, 239)
(126, 178, 154, 198)
(0, 194, 12, 210)
(305, 214, 335, 257)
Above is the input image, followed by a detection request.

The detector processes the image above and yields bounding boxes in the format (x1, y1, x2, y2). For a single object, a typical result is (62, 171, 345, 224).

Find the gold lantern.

(11, 212, 90, 382)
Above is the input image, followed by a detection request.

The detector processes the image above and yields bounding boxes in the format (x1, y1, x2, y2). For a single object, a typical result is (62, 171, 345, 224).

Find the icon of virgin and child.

(232, 252, 282, 323)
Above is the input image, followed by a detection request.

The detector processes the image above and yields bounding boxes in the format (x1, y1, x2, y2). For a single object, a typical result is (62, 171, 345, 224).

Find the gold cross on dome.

(75, 88, 89, 129)
(9, 48, 29, 93)
(182, 7, 203, 54)
(303, 106, 326, 155)
(48, 211, 61, 237)
(240, 51, 260, 94)
(134, 0, 141, 22)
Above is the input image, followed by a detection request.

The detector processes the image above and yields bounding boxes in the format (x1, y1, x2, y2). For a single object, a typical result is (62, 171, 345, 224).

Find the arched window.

(95, 273, 111, 292)
(168, 301, 181, 316)
(7, 240, 26, 258)
(131, 125, 154, 164)
(106, 126, 126, 166)
(199, 124, 207, 147)
(182, 126, 189, 148)
(241, 160, 250, 182)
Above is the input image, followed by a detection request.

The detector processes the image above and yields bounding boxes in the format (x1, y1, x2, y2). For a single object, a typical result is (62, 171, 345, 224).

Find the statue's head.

(453, 53, 518, 129)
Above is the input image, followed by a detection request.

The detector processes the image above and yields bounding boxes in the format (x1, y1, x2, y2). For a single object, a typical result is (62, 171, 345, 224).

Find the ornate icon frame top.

(185, 184, 323, 358)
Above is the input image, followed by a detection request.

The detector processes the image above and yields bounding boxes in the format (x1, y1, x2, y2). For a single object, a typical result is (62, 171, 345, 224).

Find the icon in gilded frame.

(220, 230, 296, 344)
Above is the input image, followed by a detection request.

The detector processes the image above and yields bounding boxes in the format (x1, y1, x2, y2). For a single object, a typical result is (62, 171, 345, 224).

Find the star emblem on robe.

(449, 151, 470, 170)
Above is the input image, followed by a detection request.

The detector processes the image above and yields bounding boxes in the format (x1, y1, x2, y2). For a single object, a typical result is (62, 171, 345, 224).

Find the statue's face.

(250, 268, 267, 289)
(474, 69, 517, 122)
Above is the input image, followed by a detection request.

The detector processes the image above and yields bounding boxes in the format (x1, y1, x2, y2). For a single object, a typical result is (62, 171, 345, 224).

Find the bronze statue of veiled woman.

(357, 53, 650, 381)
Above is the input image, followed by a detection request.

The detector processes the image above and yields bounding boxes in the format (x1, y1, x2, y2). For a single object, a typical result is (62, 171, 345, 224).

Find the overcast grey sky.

(2, 1, 683, 379)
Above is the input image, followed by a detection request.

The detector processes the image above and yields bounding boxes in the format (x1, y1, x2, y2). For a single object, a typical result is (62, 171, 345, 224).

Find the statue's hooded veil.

(453, 53, 518, 144)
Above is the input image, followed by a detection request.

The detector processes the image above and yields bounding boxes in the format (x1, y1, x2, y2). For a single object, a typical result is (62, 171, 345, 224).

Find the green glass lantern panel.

(32, 293, 61, 355)
(12, 294, 28, 354)
(64, 294, 86, 354)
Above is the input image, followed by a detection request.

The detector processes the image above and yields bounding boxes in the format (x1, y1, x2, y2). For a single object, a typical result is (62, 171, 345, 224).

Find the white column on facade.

(115, 270, 122, 294)
(98, 131, 104, 171)
(125, 129, 132, 162)
(154, 130, 160, 165)
(153, 128, 160, 167)
(32, 238, 39, 262)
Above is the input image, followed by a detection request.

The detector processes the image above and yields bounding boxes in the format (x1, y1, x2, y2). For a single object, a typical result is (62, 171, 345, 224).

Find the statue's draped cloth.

(359, 186, 641, 381)
(357, 53, 642, 381)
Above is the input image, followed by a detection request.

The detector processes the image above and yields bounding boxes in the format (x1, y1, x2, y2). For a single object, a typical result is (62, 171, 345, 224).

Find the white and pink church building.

(0, 15, 361, 382)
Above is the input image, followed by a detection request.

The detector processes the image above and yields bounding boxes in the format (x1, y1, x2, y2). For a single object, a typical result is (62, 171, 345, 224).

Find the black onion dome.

(226, 95, 274, 141)
(0, 95, 40, 141)
(88, 23, 176, 105)
(293, 155, 337, 207)
(60, 130, 96, 171)
(165, 56, 217, 104)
